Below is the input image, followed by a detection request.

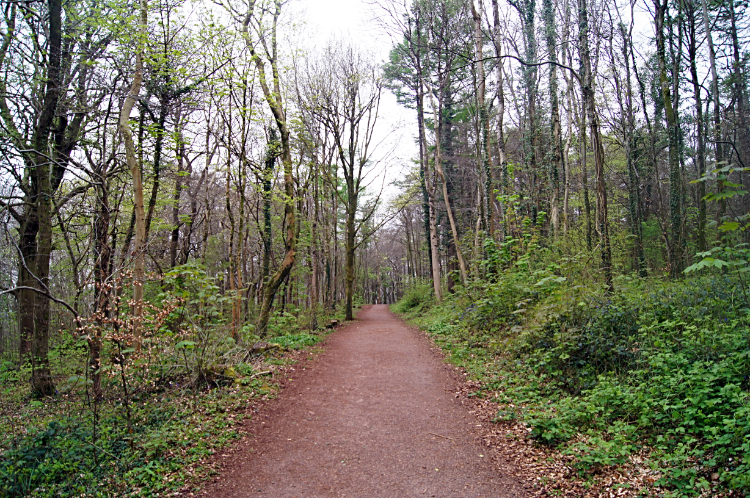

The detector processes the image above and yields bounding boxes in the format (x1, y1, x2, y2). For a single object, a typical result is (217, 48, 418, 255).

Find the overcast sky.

(287, 0, 418, 203)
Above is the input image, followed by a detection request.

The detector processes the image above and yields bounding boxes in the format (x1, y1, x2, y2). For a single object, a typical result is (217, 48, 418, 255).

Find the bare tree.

(301, 43, 387, 320)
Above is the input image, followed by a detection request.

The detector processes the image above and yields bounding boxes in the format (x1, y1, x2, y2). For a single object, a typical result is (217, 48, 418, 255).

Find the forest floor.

(181, 304, 539, 498)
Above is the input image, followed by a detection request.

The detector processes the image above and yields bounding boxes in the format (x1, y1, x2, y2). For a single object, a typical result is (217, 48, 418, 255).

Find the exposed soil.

(190, 305, 529, 497)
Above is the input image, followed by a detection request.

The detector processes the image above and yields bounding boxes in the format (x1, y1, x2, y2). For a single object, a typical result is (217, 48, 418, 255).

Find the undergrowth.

(0, 329, 324, 497)
(0, 262, 334, 497)
(395, 248, 750, 497)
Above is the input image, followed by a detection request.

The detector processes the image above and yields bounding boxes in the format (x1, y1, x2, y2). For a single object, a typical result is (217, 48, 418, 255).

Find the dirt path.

(196, 305, 527, 497)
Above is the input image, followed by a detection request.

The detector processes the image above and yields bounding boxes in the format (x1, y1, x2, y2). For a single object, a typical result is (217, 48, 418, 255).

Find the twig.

(88, 440, 122, 462)
(428, 432, 454, 442)
(249, 370, 272, 379)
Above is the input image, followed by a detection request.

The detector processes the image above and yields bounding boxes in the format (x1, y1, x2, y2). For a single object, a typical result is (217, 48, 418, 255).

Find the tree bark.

(655, 0, 683, 278)
(543, 0, 561, 239)
(579, 0, 613, 291)
(119, 0, 148, 351)
(491, 0, 508, 239)
(241, 0, 296, 336)
(429, 92, 468, 286)
(685, 0, 707, 252)
(700, 0, 724, 219)
(169, 117, 186, 268)
(471, 0, 495, 239)
(613, 7, 646, 277)
(92, 161, 112, 401)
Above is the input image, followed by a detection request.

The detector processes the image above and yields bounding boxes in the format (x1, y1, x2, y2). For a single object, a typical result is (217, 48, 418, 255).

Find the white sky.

(288, 0, 418, 204)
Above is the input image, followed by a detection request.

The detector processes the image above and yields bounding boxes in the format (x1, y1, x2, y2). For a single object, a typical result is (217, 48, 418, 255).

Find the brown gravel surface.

(192, 305, 528, 497)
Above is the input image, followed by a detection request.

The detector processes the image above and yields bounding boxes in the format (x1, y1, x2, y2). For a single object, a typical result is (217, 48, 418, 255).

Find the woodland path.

(194, 305, 526, 498)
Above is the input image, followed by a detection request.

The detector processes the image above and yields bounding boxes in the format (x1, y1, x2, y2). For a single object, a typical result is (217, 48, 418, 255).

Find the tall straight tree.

(119, 0, 149, 351)
(471, 0, 494, 239)
(509, 0, 540, 225)
(490, 0, 508, 238)
(654, 0, 683, 277)
(543, 0, 562, 238)
(425, 0, 469, 285)
(579, 0, 613, 291)
(683, 0, 707, 252)
(383, 1, 442, 301)
(303, 44, 385, 321)
(727, 0, 749, 175)
(700, 0, 724, 219)
(613, 4, 647, 276)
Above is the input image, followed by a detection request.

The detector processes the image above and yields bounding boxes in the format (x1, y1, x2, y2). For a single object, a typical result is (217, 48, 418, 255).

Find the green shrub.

(393, 282, 434, 314)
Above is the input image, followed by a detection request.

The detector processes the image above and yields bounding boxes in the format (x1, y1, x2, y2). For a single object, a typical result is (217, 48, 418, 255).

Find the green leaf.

(703, 190, 748, 202)
(718, 221, 740, 232)
(175, 340, 196, 349)
(684, 258, 730, 273)
(534, 275, 567, 286)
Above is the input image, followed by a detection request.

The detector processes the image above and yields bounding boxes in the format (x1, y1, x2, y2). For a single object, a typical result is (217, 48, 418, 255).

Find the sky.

(287, 0, 418, 203)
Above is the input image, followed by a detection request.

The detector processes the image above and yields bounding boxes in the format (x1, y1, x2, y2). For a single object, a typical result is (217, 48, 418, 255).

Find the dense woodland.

(1, 0, 749, 494)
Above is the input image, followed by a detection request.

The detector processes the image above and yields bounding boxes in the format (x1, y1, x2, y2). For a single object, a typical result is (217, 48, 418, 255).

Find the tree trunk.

(614, 14, 647, 276)
(310, 176, 319, 330)
(241, 0, 296, 336)
(728, 0, 749, 218)
(655, 0, 683, 278)
(685, 0, 707, 252)
(91, 166, 112, 401)
(472, 0, 495, 239)
(700, 0, 724, 219)
(169, 121, 185, 269)
(430, 92, 468, 286)
(29, 0, 63, 394)
(491, 0, 508, 239)
(17, 213, 38, 373)
(32, 164, 54, 395)
(416, 69, 441, 300)
(144, 103, 167, 243)
(580, 96, 592, 250)
(413, 26, 433, 286)
(543, 0, 561, 239)
(345, 194, 357, 321)
(119, 0, 148, 351)
(579, 0, 613, 291)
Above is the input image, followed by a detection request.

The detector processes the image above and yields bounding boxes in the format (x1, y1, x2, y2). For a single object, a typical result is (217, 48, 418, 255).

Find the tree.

(579, 0, 613, 291)
(302, 44, 386, 321)
(119, 0, 149, 351)
(383, 0, 443, 301)
(543, 0, 562, 239)
(226, 0, 297, 336)
(700, 0, 724, 219)
(653, 0, 683, 277)
(612, 2, 647, 276)
(471, 0, 495, 240)
(0, 0, 111, 393)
